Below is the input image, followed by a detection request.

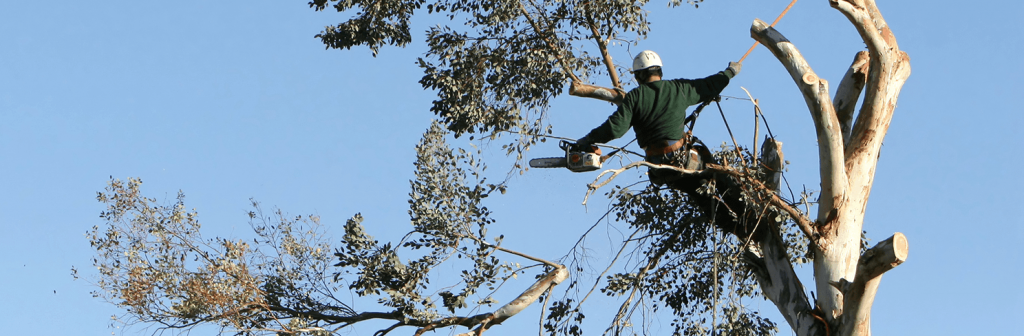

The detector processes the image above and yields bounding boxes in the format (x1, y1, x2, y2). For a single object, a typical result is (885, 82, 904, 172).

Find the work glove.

(575, 136, 592, 150)
(575, 136, 601, 154)
(726, 61, 742, 77)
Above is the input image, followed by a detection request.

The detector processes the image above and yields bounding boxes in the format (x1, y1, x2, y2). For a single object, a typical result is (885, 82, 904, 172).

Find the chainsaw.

(529, 140, 603, 172)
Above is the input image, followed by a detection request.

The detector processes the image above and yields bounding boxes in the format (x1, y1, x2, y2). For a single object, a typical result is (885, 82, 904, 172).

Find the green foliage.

(82, 1, 841, 336)
(86, 122, 529, 335)
(312, 0, 653, 142)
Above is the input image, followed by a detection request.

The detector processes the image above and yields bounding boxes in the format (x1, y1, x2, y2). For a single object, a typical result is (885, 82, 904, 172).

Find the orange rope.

(738, 0, 799, 63)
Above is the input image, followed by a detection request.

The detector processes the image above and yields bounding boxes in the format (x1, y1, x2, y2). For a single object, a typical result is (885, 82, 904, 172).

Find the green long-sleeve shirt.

(583, 70, 733, 149)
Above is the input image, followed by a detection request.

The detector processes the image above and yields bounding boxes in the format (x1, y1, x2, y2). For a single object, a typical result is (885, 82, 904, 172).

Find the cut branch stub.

(856, 232, 908, 279)
(839, 232, 908, 336)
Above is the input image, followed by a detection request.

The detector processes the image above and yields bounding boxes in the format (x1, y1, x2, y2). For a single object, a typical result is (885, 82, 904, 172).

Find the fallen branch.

(452, 266, 570, 336)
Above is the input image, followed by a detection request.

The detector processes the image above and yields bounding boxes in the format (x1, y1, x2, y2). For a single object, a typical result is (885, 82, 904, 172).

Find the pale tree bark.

(833, 51, 870, 145)
(743, 139, 828, 336)
(570, 81, 623, 105)
(748, 1, 911, 335)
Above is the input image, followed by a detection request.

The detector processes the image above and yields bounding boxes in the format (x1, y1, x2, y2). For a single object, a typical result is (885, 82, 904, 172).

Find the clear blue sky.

(1, 1, 1021, 335)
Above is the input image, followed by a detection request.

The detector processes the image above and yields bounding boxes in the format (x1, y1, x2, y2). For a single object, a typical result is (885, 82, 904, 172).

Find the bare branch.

(833, 51, 870, 145)
(835, 0, 912, 191)
(749, 18, 848, 233)
(266, 306, 401, 325)
(829, 0, 894, 64)
(584, 161, 700, 205)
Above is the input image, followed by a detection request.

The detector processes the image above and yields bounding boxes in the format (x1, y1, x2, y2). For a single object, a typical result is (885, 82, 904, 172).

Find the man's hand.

(575, 136, 591, 149)
(727, 61, 742, 77)
(574, 136, 601, 155)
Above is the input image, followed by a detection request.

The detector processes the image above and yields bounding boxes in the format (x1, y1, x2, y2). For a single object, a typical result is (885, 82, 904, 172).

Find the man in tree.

(575, 50, 742, 184)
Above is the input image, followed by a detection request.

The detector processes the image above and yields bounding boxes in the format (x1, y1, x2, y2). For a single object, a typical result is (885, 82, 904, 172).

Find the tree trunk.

(748, 1, 911, 335)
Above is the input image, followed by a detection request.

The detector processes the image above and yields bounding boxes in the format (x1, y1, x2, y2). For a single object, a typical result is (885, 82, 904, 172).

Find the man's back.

(584, 72, 733, 149)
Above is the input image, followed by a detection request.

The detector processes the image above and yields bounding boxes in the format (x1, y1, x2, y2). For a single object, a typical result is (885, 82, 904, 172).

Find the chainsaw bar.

(529, 157, 568, 169)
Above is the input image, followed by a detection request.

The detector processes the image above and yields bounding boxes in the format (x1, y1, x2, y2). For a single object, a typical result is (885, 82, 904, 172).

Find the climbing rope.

(715, 99, 747, 166)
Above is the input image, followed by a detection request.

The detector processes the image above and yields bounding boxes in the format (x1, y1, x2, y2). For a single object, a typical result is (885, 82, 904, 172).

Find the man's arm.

(577, 102, 634, 148)
(691, 62, 741, 101)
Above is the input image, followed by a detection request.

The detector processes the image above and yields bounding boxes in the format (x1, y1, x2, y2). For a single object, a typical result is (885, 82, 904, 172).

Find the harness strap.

(644, 139, 685, 156)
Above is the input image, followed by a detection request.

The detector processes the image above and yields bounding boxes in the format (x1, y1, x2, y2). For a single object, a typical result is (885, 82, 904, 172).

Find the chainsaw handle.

(559, 140, 574, 151)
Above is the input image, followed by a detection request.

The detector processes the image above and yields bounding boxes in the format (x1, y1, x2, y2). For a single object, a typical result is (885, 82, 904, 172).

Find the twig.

(603, 221, 688, 336)
(467, 235, 560, 267)
(578, 229, 642, 306)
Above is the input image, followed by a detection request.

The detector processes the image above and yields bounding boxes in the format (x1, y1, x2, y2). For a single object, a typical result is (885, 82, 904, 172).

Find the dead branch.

(705, 163, 818, 248)
(581, 159, 818, 248)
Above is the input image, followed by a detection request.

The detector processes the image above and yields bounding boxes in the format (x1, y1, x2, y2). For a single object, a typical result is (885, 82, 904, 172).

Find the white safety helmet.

(632, 50, 663, 72)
